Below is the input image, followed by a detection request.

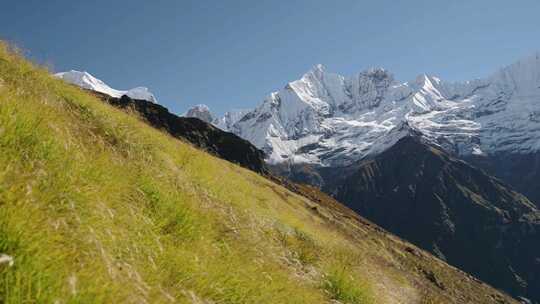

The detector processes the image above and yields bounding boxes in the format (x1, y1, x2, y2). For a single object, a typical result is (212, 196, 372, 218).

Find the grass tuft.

(322, 265, 374, 304)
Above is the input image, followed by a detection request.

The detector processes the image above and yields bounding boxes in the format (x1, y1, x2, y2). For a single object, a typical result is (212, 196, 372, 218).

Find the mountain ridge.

(55, 70, 158, 103)
(191, 52, 540, 169)
(89, 91, 268, 174)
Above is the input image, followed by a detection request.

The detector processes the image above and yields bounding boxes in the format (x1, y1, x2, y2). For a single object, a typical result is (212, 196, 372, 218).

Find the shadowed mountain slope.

(333, 136, 540, 302)
(466, 152, 540, 208)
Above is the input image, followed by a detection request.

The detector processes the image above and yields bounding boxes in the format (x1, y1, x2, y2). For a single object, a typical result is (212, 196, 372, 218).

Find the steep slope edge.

(91, 91, 267, 174)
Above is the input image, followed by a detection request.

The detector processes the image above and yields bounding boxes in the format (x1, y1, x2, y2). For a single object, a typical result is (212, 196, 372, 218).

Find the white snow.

(472, 145, 485, 156)
(184, 104, 214, 123)
(215, 109, 251, 130)
(55, 70, 157, 103)
(183, 104, 251, 129)
(226, 52, 540, 166)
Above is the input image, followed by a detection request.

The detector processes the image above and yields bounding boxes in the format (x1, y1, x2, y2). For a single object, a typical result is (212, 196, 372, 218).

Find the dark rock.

(330, 136, 540, 302)
(466, 152, 540, 208)
(94, 92, 267, 174)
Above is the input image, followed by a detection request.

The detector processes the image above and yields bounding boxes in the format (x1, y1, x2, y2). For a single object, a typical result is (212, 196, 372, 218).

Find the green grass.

(0, 41, 367, 303)
(322, 267, 373, 304)
(276, 227, 320, 267)
(0, 42, 519, 304)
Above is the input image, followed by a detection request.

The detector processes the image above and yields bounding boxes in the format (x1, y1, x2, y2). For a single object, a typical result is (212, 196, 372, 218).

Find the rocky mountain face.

(91, 92, 267, 174)
(331, 136, 540, 302)
(466, 152, 540, 208)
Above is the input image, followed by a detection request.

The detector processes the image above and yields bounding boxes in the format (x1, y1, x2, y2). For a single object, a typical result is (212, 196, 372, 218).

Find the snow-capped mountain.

(55, 70, 157, 103)
(214, 109, 251, 131)
(184, 104, 250, 131)
(184, 104, 214, 123)
(225, 53, 540, 167)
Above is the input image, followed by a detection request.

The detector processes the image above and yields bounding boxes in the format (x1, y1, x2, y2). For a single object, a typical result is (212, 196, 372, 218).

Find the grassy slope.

(0, 43, 517, 304)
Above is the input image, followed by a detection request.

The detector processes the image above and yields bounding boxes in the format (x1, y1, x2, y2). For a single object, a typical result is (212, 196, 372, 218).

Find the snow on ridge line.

(184, 104, 214, 124)
(183, 103, 252, 131)
(54, 70, 158, 103)
(229, 51, 540, 166)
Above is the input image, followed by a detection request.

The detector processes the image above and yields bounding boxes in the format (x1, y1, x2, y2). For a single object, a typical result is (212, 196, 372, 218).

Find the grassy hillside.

(0, 42, 517, 303)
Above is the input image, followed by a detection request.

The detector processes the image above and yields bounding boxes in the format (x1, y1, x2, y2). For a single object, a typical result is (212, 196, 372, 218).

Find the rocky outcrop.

(95, 92, 267, 174)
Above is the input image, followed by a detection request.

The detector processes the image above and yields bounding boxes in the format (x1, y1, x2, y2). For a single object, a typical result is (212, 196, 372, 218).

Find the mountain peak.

(355, 67, 395, 88)
(55, 70, 107, 90)
(490, 51, 540, 92)
(414, 73, 442, 87)
(55, 70, 157, 103)
(302, 64, 329, 83)
(184, 104, 214, 124)
(364, 67, 391, 77)
(312, 63, 326, 72)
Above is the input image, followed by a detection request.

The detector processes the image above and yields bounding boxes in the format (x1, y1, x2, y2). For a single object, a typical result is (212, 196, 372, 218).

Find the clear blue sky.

(2, 0, 540, 115)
